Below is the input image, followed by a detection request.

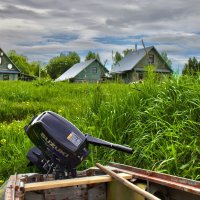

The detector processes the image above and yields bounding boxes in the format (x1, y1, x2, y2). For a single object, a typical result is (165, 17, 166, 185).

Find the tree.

(113, 51, 123, 65)
(8, 50, 43, 76)
(8, 50, 30, 74)
(46, 51, 80, 79)
(123, 48, 134, 57)
(29, 61, 49, 78)
(161, 52, 172, 69)
(182, 57, 200, 75)
(40, 67, 49, 78)
(112, 49, 134, 66)
(85, 51, 100, 61)
(67, 51, 81, 66)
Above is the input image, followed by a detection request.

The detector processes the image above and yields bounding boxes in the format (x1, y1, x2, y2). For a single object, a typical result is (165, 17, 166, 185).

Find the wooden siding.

(120, 71, 137, 83)
(136, 48, 169, 70)
(0, 49, 20, 80)
(73, 61, 106, 82)
(119, 48, 171, 83)
(0, 73, 18, 80)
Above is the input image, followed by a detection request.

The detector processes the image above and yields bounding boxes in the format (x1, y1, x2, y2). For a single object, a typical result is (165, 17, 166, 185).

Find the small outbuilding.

(55, 59, 109, 83)
(19, 73, 36, 81)
(111, 46, 173, 83)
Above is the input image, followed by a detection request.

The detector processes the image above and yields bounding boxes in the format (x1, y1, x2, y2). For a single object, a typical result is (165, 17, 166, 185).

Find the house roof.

(0, 48, 21, 73)
(55, 59, 108, 82)
(0, 70, 20, 74)
(111, 46, 172, 73)
(20, 73, 36, 78)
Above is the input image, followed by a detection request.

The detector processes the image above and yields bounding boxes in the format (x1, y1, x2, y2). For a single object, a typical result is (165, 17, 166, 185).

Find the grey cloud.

(0, 0, 200, 69)
(0, 5, 47, 20)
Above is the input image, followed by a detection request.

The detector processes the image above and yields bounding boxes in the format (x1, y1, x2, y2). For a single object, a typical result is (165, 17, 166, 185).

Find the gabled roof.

(0, 70, 20, 74)
(111, 46, 172, 73)
(0, 48, 21, 73)
(55, 59, 108, 82)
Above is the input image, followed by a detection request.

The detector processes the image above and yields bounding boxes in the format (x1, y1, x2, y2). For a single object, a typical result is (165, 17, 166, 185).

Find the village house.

(111, 46, 173, 83)
(0, 48, 21, 80)
(55, 59, 109, 82)
(0, 48, 35, 81)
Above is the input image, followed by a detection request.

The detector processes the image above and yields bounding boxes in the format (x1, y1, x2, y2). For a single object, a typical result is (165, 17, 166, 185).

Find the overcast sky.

(0, 0, 200, 71)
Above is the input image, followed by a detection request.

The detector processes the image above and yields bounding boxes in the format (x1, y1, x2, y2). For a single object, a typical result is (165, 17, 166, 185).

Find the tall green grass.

(0, 80, 95, 182)
(0, 74, 200, 184)
(85, 73, 200, 180)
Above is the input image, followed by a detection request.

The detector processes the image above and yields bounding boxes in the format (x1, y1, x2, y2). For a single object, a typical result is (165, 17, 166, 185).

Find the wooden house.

(55, 59, 109, 82)
(111, 46, 173, 83)
(0, 48, 35, 81)
(0, 48, 21, 80)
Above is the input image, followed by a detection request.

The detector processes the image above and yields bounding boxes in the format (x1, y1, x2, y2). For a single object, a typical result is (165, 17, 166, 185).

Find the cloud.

(0, 0, 200, 71)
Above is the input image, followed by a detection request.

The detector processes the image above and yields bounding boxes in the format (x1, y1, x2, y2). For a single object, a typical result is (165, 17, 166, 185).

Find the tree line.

(8, 50, 101, 79)
(182, 57, 200, 76)
(7, 49, 199, 79)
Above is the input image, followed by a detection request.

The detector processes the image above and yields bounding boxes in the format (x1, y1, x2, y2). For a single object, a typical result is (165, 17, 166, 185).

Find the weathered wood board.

(25, 173, 132, 192)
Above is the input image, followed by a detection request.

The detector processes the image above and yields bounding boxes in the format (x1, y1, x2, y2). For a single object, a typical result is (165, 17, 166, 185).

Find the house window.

(92, 67, 97, 74)
(138, 73, 143, 80)
(149, 54, 154, 64)
(3, 74, 9, 80)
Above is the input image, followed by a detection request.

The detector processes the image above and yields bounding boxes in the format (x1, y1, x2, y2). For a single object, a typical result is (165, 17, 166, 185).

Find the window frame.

(148, 54, 154, 64)
(3, 74, 9, 80)
(92, 67, 97, 74)
(138, 73, 143, 80)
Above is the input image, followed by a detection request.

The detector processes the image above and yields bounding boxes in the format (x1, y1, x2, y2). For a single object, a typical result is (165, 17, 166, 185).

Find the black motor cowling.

(25, 111, 132, 179)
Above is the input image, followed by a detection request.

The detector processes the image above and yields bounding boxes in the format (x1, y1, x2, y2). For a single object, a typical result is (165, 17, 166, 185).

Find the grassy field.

(0, 73, 200, 184)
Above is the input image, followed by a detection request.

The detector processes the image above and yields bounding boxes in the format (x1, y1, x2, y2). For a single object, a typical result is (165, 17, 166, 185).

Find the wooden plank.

(25, 173, 132, 192)
(25, 185, 88, 200)
(96, 163, 160, 200)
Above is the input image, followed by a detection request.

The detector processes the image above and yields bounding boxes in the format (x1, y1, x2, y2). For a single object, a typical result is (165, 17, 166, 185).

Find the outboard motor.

(25, 111, 132, 179)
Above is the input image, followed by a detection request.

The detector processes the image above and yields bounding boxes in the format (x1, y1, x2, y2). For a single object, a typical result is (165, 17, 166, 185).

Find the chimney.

(135, 43, 137, 52)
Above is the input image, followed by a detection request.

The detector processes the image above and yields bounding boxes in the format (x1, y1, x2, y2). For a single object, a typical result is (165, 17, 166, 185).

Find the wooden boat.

(1, 162, 200, 200)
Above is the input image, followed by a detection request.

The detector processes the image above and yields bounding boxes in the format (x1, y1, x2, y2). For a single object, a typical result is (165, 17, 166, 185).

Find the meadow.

(0, 73, 200, 185)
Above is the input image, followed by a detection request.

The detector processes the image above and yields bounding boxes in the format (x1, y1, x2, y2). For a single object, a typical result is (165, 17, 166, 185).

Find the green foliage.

(0, 81, 95, 184)
(8, 50, 43, 76)
(112, 48, 133, 66)
(112, 51, 123, 65)
(8, 50, 30, 74)
(182, 57, 200, 75)
(160, 52, 172, 68)
(29, 61, 48, 78)
(85, 51, 100, 61)
(0, 75, 200, 185)
(123, 48, 134, 56)
(86, 76, 200, 180)
(0, 120, 33, 179)
(40, 67, 49, 78)
(46, 52, 80, 79)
